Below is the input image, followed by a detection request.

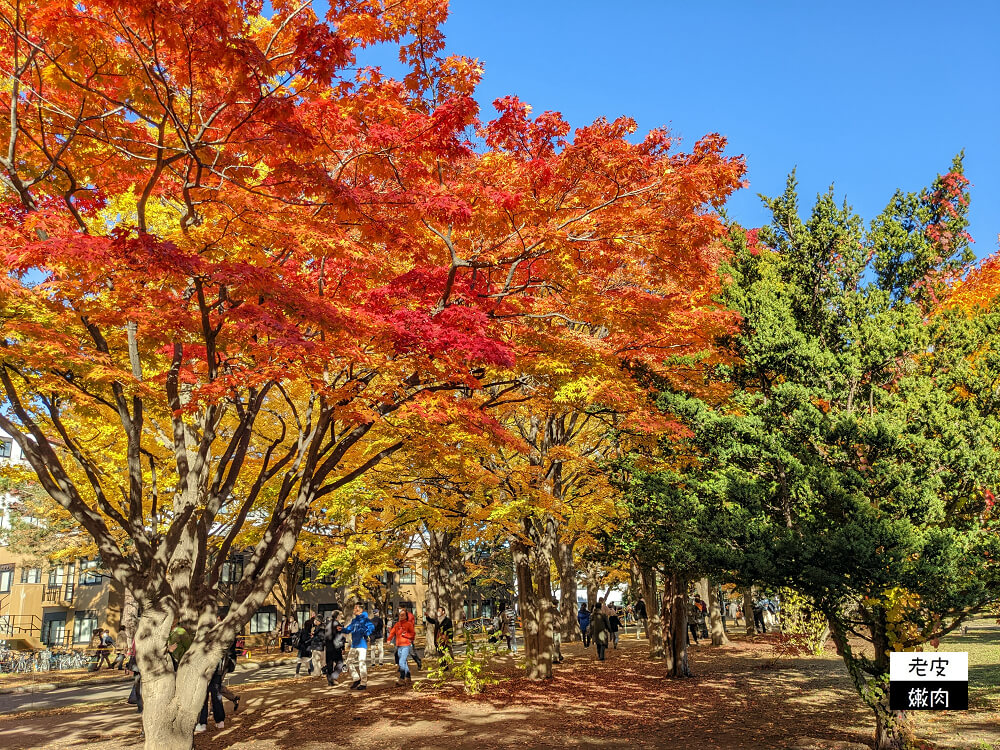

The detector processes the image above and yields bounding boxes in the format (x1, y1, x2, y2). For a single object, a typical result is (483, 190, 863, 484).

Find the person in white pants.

(343, 603, 373, 690)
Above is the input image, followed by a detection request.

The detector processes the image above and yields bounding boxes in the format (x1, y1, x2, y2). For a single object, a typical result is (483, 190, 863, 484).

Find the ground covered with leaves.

(1, 627, 998, 750)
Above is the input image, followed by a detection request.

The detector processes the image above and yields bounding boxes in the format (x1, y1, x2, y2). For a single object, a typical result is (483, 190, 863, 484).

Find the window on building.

(221, 556, 244, 584)
(296, 605, 311, 627)
(20, 566, 42, 584)
(48, 565, 66, 587)
(250, 607, 277, 634)
(0, 437, 12, 458)
(318, 603, 340, 617)
(73, 611, 98, 644)
(0, 566, 12, 593)
(398, 564, 416, 585)
(80, 558, 102, 585)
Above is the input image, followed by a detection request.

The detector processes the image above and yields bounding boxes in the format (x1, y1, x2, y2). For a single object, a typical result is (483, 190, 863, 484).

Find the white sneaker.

(216, 722, 224, 729)
(195, 724, 207, 733)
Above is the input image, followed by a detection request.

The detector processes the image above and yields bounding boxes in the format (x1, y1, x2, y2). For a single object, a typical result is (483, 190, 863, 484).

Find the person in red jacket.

(387, 609, 415, 686)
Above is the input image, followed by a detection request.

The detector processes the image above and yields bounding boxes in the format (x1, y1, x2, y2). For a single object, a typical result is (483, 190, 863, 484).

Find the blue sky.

(364, 1, 1000, 258)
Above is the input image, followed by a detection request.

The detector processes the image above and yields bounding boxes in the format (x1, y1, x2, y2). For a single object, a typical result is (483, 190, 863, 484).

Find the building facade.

(0, 430, 513, 651)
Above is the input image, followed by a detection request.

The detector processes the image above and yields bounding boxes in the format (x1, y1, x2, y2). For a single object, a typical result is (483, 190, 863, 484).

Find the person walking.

(218, 629, 241, 713)
(588, 607, 610, 661)
(295, 615, 314, 675)
(112, 628, 130, 670)
(609, 606, 621, 649)
(96, 629, 115, 669)
(489, 612, 502, 643)
(387, 609, 415, 687)
(694, 595, 709, 639)
(195, 650, 227, 732)
(423, 606, 454, 663)
(324, 610, 347, 685)
(753, 599, 767, 634)
(309, 615, 326, 676)
(368, 608, 385, 668)
(343, 603, 374, 690)
(401, 609, 423, 670)
(578, 604, 592, 648)
(687, 597, 702, 645)
(635, 596, 648, 639)
(503, 603, 518, 654)
(126, 635, 143, 721)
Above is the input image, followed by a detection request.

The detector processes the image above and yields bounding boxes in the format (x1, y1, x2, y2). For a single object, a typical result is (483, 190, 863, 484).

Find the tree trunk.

(511, 515, 558, 679)
(136, 606, 222, 750)
(423, 539, 442, 657)
(662, 572, 690, 678)
(639, 565, 664, 658)
(742, 587, 755, 635)
(554, 536, 578, 641)
(707, 579, 729, 646)
(424, 528, 467, 655)
(584, 562, 599, 610)
(869, 607, 911, 750)
(828, 611, 911, 750)
(275, 556, 301, 623)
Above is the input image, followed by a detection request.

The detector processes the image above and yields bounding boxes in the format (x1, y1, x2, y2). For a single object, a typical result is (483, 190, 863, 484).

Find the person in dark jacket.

(635, 597, 648, 640)
(324, 610, 346, 685)
(215, 617, 241, 712)
(423, 606, 454, 662)
(609, 606, 621, 649)
(308, 615, 326, 676)
(588, 608, 610, 661)
(687, 599, 703, 645)
(578, 604, 592, 648)
(296, 617, 314, 675)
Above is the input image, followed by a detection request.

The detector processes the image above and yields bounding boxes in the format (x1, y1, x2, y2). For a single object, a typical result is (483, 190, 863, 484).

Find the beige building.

(1, 427, 506, 651)
(0, 546, 440, 651)
(0, 548, 125, 650)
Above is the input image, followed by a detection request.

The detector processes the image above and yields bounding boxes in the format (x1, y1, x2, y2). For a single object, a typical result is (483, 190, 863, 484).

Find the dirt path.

(0, 635, 996, 749)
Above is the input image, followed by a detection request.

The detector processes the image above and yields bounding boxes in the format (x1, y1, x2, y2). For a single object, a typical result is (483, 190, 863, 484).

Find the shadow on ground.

(1, 632, 998, 750)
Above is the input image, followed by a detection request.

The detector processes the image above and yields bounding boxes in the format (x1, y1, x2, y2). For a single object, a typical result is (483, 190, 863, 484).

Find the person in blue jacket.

(343, 603, 375, 690)
(578, 603, 592, 648)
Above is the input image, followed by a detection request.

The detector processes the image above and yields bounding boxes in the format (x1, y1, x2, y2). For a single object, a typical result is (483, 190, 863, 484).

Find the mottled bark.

(639, 565, 664, 658)
(828, 612, 911, 750)
(583, 560, 600, 609)
(272, 555, 302, 623)
(707, 579, 729, 646)
(424, 528, 467, 656)
(554, 536, 578, 641)
(512, 514, 558, 679)
(742, 587, 756, 635)
(662, 572, 690, 678)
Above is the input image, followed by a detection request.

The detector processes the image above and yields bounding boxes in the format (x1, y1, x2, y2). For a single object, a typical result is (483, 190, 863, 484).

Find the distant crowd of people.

(119, 590, 777, 738)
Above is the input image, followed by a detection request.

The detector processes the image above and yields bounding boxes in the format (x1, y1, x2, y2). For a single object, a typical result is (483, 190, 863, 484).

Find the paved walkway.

(0, 659, 305, 715)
